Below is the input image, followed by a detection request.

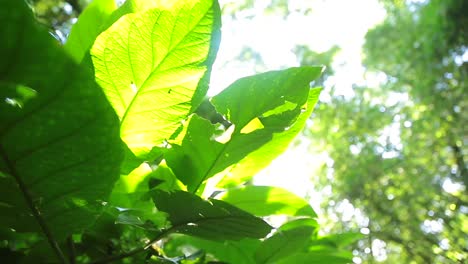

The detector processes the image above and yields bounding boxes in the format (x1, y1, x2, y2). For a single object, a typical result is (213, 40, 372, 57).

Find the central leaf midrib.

(119, 5, 212, 128)
(175, 213, 257, 227)
(192, 132, 233, 193)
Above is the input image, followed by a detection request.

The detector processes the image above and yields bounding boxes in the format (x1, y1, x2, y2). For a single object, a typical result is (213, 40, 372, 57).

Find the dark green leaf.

(0, 0, 122, 240)
(151, 190, 272, 240)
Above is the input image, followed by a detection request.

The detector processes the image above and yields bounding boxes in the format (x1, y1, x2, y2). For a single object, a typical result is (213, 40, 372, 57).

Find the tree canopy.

(308, 0, 467, 262)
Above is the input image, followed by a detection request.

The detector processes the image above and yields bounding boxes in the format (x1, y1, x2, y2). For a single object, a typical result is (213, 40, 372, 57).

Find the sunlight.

(210, 2, 388, 223)
(210, 0, 386, 96)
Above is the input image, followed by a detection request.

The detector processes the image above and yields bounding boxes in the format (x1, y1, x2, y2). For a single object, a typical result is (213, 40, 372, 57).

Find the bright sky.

(210, 0, 386, 203)
(210, 0, 386, 97)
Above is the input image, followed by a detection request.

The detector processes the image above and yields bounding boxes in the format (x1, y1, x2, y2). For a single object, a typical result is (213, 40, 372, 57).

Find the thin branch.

(0, 146, 69, 264)
(67, 236, 76, 264)
(89, 226, 179, 264)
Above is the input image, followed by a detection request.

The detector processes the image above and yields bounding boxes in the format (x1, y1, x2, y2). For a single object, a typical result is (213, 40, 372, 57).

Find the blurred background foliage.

(28, 0, 467, 263)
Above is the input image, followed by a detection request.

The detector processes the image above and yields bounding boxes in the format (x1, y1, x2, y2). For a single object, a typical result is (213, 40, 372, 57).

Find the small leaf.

(64, 0, 117, 62)
(219, 185, 317, 217)
(278, 218, 319, 232)
(255, 226, 316, 264)
(312, 232, 364, 248)
(151, 190, 272, 240)
(91, 0, 221, 158)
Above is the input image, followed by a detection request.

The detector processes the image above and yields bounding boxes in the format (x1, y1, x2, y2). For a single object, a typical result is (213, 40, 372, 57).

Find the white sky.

(210, 0, 386, 98)
(210, 0, 386, 207)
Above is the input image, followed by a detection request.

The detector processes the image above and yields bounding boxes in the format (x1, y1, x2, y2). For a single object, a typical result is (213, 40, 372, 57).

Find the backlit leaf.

(219, 185, 317, 217)
(91, 0, 221, 158)
(65, 0, 117, 62)
(166, 67, 322, 192)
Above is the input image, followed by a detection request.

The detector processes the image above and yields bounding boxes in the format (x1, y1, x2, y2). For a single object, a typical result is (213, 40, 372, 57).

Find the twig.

(67, 236, 76, 264)
(0, 146, 69, 264)
(89, 226, 179, 264)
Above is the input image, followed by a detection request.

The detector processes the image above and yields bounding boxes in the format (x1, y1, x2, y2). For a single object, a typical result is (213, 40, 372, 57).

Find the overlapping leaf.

(219, 185, 317, 217)
(65, 0, 168, 63)
(0, 0, 122, 240)
(151, 190, 272, 240)
(166, 67, 322, 192)
(91, 0, 221, 158)
(65, 0, 117, 62)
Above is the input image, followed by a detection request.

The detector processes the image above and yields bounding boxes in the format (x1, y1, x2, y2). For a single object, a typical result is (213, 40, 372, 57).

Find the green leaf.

(212, 67, 322, 131)
(151, 190, 272, 240)
(0, 0, 122, 240)
(65, 0, 169, 64)
(166, 67, 322, 192)
(64, 0, 117, 62)
(218, 86, 322, 187)
(278, 218, 319, 232)
(109, 163, 168, 228)
(91, 0, 221, 158)
(254, 226, 316, 264)
(313, 232, 364, 248)
(166, 115, 272, 192)
(165, 235, 260, 264)
(219, 186, 317, 217)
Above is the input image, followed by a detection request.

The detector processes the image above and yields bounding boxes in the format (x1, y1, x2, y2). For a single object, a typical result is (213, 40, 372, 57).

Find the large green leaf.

(254, 226, 316, 264)
(64, 0, 117, 62)
(91, 0, 221, 158)
(219, 185, 317, 217)
(166, 67, 322, 192)
(151, 190, 272, 240)
(0, 0, 122, 241)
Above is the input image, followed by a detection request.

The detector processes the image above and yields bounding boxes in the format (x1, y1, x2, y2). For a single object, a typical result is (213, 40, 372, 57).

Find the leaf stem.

(0, 146, 69, 264)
